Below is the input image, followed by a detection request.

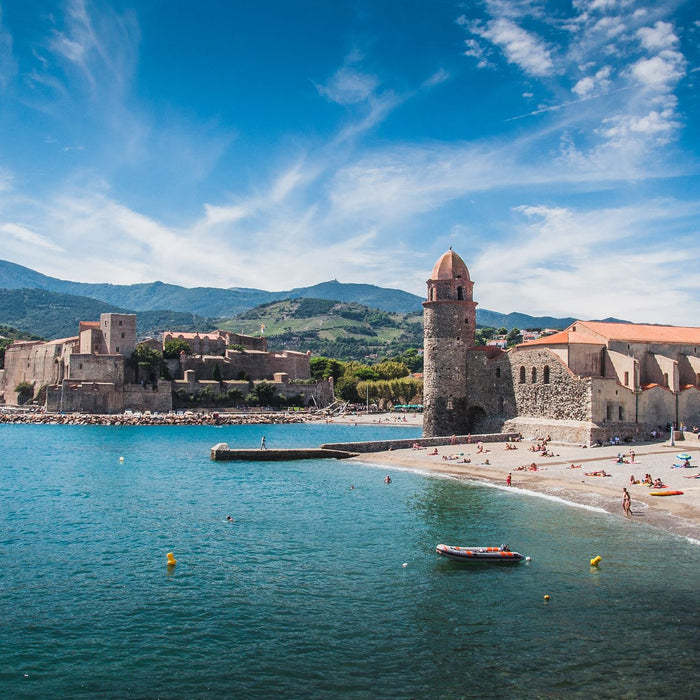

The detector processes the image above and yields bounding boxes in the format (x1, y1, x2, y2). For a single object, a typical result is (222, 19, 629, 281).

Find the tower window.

(464, 318, 469, 325)
(531, 367, 537, 383)
(457, 287, 464, 300)
(496, 367, 501, 378)
(543, 366, 550, 384)
(519, 366, 526, 384)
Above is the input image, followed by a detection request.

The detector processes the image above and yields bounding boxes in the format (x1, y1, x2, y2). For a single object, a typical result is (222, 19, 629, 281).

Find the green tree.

(14, 381, 34, 405)
(212, 363, 222, 383)
(373, 361, 410, 380)
(342, 361, 379, 381)
(507, 327, 522, 346)
(335, 375, 360, 402)
(310, 356, 344, 381)
(163, 338, 192, 359)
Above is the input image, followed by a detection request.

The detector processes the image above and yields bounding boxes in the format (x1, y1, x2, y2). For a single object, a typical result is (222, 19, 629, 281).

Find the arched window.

(531, 367, 537, 383)
(519, 366, 526, 384)
(543, 365, 550, 384)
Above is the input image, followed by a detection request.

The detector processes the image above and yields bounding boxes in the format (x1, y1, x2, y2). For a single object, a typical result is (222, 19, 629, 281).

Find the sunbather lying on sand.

(585, 470, 611, 477)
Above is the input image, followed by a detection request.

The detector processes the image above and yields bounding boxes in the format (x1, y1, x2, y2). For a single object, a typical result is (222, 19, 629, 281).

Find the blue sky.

(0, 0, 698, 325)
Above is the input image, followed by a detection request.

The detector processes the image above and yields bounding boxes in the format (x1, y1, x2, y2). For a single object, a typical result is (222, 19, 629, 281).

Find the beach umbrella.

(676, 453, 692, 461)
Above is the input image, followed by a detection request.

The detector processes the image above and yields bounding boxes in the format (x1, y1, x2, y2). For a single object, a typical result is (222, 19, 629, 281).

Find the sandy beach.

(340, 413, 700, 542)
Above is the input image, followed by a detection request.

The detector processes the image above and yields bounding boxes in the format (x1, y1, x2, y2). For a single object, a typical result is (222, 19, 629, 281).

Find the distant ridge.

(0, 258, 600, 334)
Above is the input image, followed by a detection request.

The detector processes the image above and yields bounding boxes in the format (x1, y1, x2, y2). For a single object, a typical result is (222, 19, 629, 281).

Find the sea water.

(0, 423, 698, 699)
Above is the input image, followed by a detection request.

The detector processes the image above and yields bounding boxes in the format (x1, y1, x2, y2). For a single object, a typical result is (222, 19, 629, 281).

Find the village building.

(423, 249, 700, 444)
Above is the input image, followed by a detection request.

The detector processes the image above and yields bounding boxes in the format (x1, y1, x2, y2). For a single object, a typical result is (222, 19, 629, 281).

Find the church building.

(423, 249, 700, 444)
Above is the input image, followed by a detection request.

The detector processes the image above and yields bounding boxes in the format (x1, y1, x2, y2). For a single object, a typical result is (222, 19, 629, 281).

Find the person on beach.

(260, 436, 267, 449)
(622, 488, 632, 517)
(506, 473, 512, 487)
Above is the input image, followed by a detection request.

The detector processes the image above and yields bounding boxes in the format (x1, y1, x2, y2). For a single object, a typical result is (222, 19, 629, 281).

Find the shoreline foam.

(350, 434, 700, 543)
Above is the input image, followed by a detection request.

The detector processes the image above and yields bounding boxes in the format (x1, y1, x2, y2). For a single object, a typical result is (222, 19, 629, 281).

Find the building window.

(79, 362, 83, 369)
(531, 367, 537, 383)
(119, 320, 123, 326)
(543, 366, 550, 384)
(618, 406, 624, 420)
(519, 366, 526, 384)
(607, 404, 613, 420)
(116, 346, 120, 353)
(624, 371, 629, 386)
(496, 367, 501, 378)
(696, 373, 700, 387)
(121, 332, 125, 339)
(663, 372, 668, 387)
(457, 286, 464, 300)
(464, 318, 469, 325)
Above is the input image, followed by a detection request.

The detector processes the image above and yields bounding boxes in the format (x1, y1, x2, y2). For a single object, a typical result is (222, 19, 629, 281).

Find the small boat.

(436, 543, 525, 562)
(649, 490, 684, 496)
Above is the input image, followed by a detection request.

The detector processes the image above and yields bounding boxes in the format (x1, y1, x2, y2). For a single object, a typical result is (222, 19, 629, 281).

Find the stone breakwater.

(0, 411, 312, 426)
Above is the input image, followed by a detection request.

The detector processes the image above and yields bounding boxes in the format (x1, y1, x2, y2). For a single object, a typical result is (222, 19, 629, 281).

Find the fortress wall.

(679, 388, 700, 428)
(182, 350, 310, 382)
(69, 354, 124, 385)
(46, 382, 123, 414)
(267, 351, 311, 380)
(637, 385, 675, 425)
(2, 341, 65, 402)
(508, 349, 591, 422)
(123, 382, 173, 413)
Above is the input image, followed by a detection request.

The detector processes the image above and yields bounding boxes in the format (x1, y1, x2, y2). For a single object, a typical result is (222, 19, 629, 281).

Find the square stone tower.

(101, 313, 137, 356)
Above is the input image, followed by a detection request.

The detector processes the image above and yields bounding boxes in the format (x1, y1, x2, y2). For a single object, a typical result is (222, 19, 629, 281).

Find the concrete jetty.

(210, 443, 359, 461)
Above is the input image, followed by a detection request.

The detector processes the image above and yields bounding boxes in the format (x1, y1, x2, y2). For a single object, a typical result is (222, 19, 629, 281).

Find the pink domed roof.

(430, 248, 470, 281)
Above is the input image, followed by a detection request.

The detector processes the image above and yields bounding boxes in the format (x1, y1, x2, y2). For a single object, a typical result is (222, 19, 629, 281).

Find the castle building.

(0, 314, 333, 412)
(423, 249, 700, 444)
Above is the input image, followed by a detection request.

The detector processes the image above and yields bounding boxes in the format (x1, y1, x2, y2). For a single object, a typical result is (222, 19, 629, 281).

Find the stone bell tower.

(422, 248, 477, 437)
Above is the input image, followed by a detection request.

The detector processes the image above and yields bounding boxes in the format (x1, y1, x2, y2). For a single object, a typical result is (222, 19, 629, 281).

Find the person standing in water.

(260, 436, 267, 450)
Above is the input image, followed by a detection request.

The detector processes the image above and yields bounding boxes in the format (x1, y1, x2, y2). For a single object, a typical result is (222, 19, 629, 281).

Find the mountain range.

(0, 258, 584, 340)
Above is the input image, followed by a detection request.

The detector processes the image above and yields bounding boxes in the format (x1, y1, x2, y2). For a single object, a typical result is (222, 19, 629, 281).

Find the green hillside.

(220, 298, 424, 361)
(0, 289, 215, 340)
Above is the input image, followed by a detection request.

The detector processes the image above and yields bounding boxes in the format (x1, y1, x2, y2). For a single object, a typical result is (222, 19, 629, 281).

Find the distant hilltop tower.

(422, 248, 477, 437)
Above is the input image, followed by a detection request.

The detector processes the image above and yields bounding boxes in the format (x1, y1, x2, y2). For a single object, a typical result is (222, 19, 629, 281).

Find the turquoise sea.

(1, 423, 698, 699)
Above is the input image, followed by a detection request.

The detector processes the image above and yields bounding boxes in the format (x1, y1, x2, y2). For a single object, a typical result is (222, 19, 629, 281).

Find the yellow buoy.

(590, 555, 602, 567)
(544, 594, 550, 601)
(166, 552, 177, 566)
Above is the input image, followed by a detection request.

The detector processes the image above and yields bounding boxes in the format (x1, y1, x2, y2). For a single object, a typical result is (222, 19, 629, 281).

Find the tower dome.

(430, 248, 471, 282)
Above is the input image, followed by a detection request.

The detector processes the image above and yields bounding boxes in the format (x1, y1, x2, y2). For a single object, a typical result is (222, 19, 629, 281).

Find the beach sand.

(341, 414, 700, 542)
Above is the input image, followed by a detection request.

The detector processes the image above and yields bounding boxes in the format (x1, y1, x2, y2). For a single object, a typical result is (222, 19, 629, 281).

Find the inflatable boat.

(436, 543, 525, 562)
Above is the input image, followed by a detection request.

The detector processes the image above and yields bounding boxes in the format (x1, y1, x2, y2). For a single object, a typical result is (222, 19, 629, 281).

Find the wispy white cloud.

(472, 200, 700, 324)
(0, 222, 63, 253)
(467, 18, 555, 77)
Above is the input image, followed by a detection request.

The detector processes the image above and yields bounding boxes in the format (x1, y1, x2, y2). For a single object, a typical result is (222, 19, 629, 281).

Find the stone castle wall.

(181, 349, 310, 382)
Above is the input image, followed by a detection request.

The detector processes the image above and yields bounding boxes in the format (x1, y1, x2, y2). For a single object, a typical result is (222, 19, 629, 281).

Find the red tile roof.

(517, 321, 700, 348)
